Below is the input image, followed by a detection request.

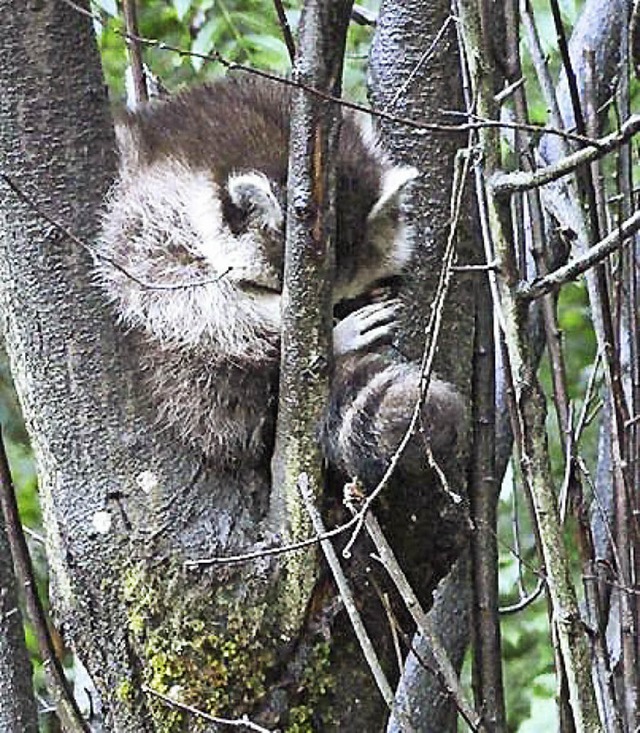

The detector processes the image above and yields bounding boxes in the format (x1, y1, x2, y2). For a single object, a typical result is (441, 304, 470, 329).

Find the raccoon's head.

(220, 170, 286, 296)
(333, 164, 418, 302)
(215, 162, 418, 305)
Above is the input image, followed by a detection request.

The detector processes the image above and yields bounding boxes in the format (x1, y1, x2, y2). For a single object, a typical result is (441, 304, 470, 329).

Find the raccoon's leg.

(324, 315, 464, 487)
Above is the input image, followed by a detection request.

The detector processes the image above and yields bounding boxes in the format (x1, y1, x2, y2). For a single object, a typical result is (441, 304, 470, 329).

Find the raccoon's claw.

(333, 299, 401, 357)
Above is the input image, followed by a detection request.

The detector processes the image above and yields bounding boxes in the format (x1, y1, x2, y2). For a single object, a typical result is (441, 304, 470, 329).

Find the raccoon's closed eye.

(240, 282, 281, 295)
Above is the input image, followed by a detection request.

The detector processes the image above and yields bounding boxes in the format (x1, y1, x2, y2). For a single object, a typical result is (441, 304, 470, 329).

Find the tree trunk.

(369, 3, 478, 731)
(0, 1, 473, 730)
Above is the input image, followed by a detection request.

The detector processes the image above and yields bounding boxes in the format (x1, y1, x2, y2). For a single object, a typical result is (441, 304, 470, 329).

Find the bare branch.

(0, 493, 39, 731)
(492, 115, 640, 196)
(351, 4, 376, 26)
(267, 0, 353, 636)
(271, 0, 296, 63)
(297, 476, 397, 712)
(61, 0, 605, 147)
(184, 513, 361, 568)
(351, 498, 483, 732)
(0, 428, 89, 733)
(499, 578, 545, 614)
(518, 209, 640, 300)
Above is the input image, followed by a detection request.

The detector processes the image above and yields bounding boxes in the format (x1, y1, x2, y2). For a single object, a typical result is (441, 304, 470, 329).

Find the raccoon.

(95, 76, 462, 481)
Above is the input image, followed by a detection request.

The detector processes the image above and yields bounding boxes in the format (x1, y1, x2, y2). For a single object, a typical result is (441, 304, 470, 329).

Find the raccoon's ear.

(367, 166, 419, 221)
(226, 171, 283, 231)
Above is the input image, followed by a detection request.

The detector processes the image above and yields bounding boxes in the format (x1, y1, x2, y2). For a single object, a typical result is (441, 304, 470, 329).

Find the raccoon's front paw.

(332, 299, 400, 357)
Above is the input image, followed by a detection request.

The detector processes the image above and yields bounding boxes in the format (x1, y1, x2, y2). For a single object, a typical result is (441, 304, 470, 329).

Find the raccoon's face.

(333, 166, 417, 303)
(221, 171, 286, 295)
(214, 165, 418, 308)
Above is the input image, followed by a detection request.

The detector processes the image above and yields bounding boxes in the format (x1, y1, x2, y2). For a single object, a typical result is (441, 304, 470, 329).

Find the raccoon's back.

(118, 77, 291, 186)
(116, 76, 383, 200)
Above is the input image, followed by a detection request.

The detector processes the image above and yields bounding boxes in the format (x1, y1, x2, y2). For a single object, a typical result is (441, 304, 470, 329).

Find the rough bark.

(0, 2, 284, 730)
(369, 2, 477, 731)
(0, 508, 39, 733)
(0, 1, 458, 730)
(0, 2, 146, 729)
(269, 0, 352, 640)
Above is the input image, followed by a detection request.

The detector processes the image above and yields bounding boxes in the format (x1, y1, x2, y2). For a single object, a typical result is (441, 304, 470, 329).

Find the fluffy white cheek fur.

(96, 160, 282, 360)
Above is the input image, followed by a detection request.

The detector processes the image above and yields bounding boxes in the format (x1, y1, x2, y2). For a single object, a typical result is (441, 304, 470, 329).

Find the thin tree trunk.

(369, 2, 477, 731)
(0, 506, 39, 732)
(270, 0, 353, 639)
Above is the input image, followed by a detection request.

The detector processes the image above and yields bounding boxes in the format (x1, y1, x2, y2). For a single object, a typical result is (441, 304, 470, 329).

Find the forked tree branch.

(518, 210, 640, 301)
(491, 115, 640, 196)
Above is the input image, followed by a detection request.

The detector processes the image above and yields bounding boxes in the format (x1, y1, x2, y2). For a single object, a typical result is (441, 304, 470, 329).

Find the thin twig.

(494, 76, 525, 103)
(441, 108, 601, 148)
(499, 577, 545, 614)
(142, 685, 271, 732)
(574, 351, 603, 444)
(23, 525, 45, 544)
(451, 261, 498, 272)
(350, 497, 483, 732)
(383, 16, 455, 111)
(184, 512, 360, 568)
(60, 0, 604, 148)
(520, 0, 569, 152)
(296, 475, 396, 711)
(0, 173, 234, 292)
(510, 463, 527, 598)
(351, 4, 377, 26)
(0, 427, 89, 733)
(378, 589, 405, 677)
(271, 0, 296, 63)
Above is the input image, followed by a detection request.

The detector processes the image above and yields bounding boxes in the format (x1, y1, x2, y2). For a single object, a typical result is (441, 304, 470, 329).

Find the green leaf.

(191, 16, 219, 71)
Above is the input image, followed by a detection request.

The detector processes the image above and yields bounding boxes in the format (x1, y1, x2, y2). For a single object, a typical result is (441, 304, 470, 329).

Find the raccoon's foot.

(322, 353, 464, 487)
(374, 372, 464, 475)
(332, 299, 401, 357)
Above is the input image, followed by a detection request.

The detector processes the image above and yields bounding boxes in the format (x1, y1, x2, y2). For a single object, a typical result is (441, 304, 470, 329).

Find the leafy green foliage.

(95, 0, 380, 104)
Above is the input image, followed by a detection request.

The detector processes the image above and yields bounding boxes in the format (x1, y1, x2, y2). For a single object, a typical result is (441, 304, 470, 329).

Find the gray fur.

(95, 77, 463, 479)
